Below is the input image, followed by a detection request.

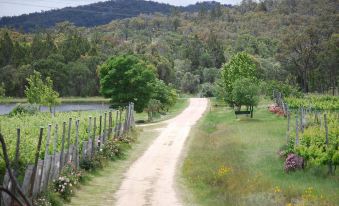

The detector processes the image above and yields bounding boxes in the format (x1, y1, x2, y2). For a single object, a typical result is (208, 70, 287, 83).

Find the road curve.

(115, 98, 208, 206)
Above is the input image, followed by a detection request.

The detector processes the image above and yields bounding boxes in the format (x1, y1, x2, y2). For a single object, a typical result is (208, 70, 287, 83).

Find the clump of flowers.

(284, 153, 304, 172)
(268, 104, 285, 116)
(53, 162, 81, 200)
(274, 186, 281, 193)
(33, 195, 52, 206)
(101, 137, 132, 160)
(217, 165, 232, 177)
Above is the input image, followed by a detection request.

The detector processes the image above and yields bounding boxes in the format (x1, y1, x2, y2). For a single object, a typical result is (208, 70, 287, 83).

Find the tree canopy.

(99, 55, 156, 112)
(221, 52, 258, 104)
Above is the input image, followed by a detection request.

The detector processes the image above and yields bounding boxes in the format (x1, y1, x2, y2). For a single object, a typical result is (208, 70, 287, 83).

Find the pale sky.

(0, 0, 242, 17)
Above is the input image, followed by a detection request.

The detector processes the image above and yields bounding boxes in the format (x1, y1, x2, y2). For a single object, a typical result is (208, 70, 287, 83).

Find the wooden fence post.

(10, 128, 21, 205)
(75, 120, 80, 170)
(59, 122, 66, 173)
(40, 124, 52, 191)
(99, 115, 102, 148)
(108, 111, 112, 139)
(119, 109, 122, 138)
(114, 110, 119, 138)
(29, 127, 44, 198)
(92, 117, 96, 158)
(50, 124, 58, 181)
(88, 116, 92, 141)
(295, 115, 299, 146)
(87, 116, 92, 159)
(286, 112, 290, 144)
(66, 118, 72, 163)
(103, 113, 107, 142)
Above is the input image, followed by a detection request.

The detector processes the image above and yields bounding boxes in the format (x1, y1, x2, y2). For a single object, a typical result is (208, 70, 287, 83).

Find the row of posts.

(273, 91, 331, 148)
(1, 102, 135, 206)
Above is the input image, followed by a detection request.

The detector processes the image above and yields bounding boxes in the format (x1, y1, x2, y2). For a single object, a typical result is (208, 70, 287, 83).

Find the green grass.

(134, 98, 189, 123)
(180, 99, 339, 206)
(0, 96, 110, 104)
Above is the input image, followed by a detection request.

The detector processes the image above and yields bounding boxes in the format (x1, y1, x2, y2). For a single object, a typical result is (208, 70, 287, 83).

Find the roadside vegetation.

(180, 98, 338, 206)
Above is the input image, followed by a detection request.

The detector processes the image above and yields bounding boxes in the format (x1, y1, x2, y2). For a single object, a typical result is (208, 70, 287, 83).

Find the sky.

(0, 0, 242, 17)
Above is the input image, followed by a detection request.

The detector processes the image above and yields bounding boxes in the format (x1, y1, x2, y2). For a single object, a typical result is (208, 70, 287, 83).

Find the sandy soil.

(114, 98, 208, 206)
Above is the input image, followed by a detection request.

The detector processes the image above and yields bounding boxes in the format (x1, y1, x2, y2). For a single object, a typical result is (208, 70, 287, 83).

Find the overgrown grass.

(180, 99, 339, 206)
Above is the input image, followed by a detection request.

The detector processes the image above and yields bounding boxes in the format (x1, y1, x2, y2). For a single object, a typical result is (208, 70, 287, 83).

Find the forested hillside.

(0, 0, 231, 32)
(0, 0, 338, 98)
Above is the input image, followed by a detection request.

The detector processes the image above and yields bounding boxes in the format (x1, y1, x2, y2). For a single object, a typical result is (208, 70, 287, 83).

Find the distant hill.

(0, 0, 231, 32)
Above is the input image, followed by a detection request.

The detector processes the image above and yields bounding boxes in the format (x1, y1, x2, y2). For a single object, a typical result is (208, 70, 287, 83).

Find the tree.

(151, 79, 177, 112)
(0, 32, 14, 66)
(0, 82, 5, 98)
(279, 27, 321, 92)
(221, 52, 258, 104)
(181, 72, 200, 94)
(25, 71, 60, 113)
(99, 55, 156, 112)
(42, 77, 60, 114)
(232, 78, 259, 116)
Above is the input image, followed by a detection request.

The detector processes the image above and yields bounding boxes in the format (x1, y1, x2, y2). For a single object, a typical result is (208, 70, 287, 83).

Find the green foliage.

(42, 77, 60, 112)
(231, 78, 259, 108)
(199, 83, 215, 97)
(99, 55, 156, 113)
(0, 32, 13, 67)
(53, 163, 82, 200)
(25, 71, 46, 105)
(145, 99, 162, 122)
(24, 71, 60, 112)
(0, 82, 5, 97)
(260, 80, 303, 99)
(285, 95, 339, 110)
(79, 154, 106, 171)
(101, 139, 131, 160)
(60, 33, 90, 63)
(151, 79, 177, 111)
(9, 103, 39, 116)
(0, 110, 114, 177)
(180, 72, 200, 94)
(221, 52, 258, 104)
(290, 114, 339, 173)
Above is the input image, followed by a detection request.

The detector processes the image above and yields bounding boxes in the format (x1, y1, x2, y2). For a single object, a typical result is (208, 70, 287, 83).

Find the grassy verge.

(134, 98, 189, 123)
(0, 97, 110, 104)
(180, 99, 339, 206)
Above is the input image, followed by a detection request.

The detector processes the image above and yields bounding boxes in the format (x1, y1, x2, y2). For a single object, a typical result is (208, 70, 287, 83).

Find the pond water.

(0, 103, 110, 115)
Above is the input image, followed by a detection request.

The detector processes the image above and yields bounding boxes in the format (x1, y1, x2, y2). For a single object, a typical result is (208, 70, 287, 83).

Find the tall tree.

(221, 52, 258, 104)
(0, 32, 14, 66)
(99, 55, 156, 112)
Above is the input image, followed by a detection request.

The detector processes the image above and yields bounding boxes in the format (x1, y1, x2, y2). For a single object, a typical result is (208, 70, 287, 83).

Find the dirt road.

(115, 98, 208, 206)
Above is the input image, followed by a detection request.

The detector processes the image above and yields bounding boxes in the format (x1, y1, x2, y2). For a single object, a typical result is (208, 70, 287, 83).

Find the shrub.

(232, 78, 259, 110)
(102, 137, 133, 160)
(79, 154, 106, 171)
(53, 163, 82, 200)
(261, 80, 303, 99)
(33, 190, 62, 206)
(284, 153, 304, 172)
(9, 103, 39, 116)
(198, 83, 215, 97)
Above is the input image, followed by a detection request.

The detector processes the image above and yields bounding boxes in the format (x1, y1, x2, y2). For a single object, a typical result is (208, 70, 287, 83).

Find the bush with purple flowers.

(284, 153, 304, 172)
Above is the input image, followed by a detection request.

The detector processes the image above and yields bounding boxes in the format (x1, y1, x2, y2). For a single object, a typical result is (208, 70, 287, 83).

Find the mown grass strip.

(180, 99, 339, 206)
